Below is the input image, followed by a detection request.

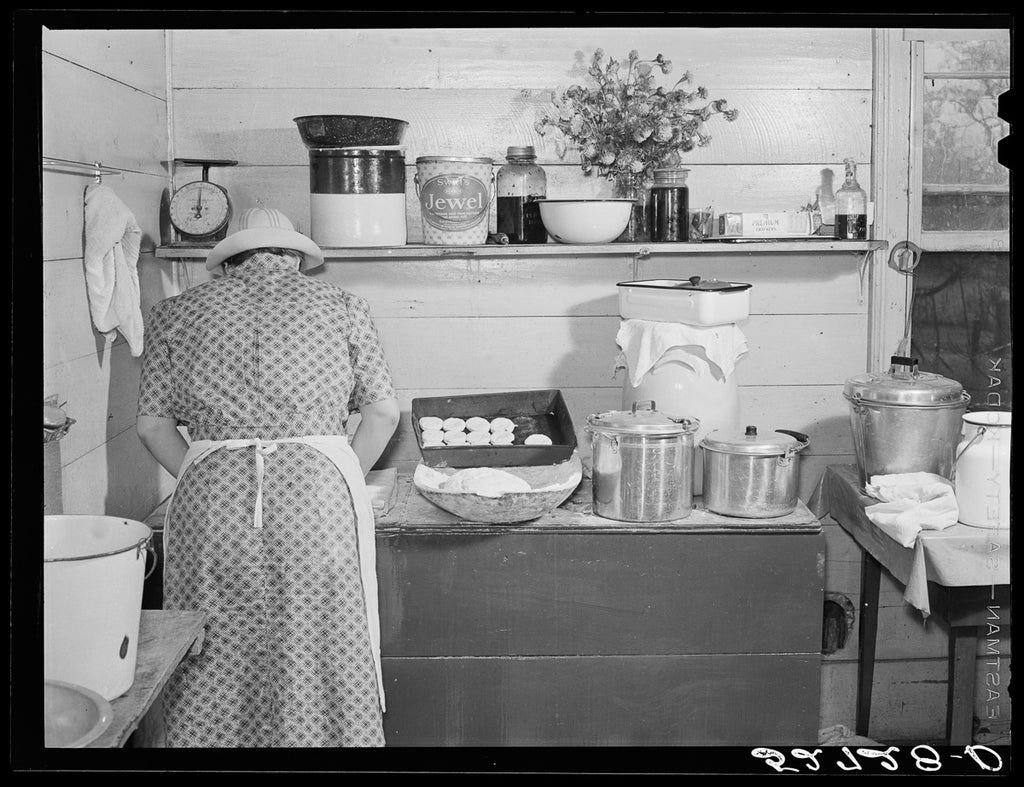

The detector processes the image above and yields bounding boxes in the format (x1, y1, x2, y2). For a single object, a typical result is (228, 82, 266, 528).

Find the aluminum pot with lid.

(700, 426, 810, 518)
(843, 356, 970, 484)
(586, 401, 700, 522)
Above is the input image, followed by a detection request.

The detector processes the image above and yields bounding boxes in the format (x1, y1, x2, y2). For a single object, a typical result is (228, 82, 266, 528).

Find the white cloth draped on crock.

(614, 319, 749, 386)
(163, 433, 385, 712)
(83, 184, 145, 356)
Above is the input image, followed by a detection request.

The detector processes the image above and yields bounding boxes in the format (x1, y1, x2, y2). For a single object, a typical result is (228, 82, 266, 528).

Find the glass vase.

(613, 174, 652, 243)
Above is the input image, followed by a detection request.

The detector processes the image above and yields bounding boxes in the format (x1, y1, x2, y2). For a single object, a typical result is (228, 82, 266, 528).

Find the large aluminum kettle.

(843, 356, 970, 485)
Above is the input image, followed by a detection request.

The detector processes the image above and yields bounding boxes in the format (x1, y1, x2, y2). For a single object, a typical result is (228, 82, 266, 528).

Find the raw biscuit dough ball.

(419, 416, 444, 432)
(490, 431, 515, 445)
(465, 416, 491, 432)
(489, 417, 516, 434)
(466, 429, 491, 445)
(443, 429, 468, 445)
(421, 428, 446, 446)
(442, 417, 467, 432)
(524, 434, 553, 446)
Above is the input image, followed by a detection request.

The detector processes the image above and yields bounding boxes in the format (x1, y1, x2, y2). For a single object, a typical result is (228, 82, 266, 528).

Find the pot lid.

(700, 425, 810, 455)
(617, 276, 752, 293)
(587, 401, 699, 436)
(843, 356, 966, 406)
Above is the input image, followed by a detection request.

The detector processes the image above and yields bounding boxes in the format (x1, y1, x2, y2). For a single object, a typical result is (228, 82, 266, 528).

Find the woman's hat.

(205, 207, 325, 271)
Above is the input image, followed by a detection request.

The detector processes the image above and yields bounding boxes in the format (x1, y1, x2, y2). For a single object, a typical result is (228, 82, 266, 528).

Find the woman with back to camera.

(136, 206, 401, 747)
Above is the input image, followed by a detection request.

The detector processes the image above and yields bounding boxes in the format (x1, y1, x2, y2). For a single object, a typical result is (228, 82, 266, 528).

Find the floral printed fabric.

(138, 253, 395, 747)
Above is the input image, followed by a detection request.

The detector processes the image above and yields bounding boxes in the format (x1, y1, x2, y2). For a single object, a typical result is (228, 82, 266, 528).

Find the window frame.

(905, 28, 1010, 252)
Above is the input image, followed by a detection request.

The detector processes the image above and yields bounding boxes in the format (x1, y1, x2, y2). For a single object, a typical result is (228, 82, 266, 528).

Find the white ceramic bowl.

(537, 199, 635, 244)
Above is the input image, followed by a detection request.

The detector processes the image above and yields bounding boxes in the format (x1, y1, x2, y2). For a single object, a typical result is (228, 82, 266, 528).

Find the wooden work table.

(373, 474, 826, 746)
(88, 610, 206, 748)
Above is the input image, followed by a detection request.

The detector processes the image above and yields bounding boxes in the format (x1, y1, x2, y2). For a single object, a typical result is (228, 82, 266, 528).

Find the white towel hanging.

(83, 183, 145, 356)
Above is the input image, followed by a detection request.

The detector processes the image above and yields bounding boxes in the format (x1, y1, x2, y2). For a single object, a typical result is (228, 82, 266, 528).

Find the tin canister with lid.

(700, 426, 810, 518)
(307, 146, 407, 247)
(843, 356, 970, 485)
(415, 156, 494, 245)
(954, 410, 1011, 529)
(585, 401, 700, 522)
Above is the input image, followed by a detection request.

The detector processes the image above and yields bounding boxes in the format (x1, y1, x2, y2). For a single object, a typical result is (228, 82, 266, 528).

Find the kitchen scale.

(168, 158, 237, 243)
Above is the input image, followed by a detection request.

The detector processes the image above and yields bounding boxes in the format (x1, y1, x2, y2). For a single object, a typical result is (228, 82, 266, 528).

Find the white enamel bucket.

(954, 411, 1011, 529)
(43, 515, 156, 700)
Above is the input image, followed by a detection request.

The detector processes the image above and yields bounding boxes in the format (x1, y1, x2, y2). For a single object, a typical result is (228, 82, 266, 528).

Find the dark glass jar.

(649, 168, 690, 242)
(496, 146, 548, 243)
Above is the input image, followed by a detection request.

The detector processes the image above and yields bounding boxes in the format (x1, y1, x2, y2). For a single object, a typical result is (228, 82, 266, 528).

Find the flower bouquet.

(536, 49, 739, 240)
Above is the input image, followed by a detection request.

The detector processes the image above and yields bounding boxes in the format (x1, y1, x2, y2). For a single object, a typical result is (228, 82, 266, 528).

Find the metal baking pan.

(411, 389, 578, 468)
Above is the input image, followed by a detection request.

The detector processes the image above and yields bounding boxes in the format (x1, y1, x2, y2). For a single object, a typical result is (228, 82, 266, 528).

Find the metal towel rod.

(42, 157, 119, 183)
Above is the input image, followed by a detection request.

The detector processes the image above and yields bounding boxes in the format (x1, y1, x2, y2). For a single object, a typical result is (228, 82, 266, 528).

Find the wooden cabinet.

(375, 476, 826, 746)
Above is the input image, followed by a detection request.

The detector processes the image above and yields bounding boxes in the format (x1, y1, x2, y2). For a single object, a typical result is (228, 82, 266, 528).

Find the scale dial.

(169, 180, 232, 241)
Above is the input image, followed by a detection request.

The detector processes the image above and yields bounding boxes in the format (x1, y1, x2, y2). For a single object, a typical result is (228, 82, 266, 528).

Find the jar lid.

(843, 356, 967, 406)
(700, 425, 809, 455)
(506, 146, 536, 158)
(587, 402, 699, 436)
(415, 155, 493, 165)
(652, 167, 690, 185)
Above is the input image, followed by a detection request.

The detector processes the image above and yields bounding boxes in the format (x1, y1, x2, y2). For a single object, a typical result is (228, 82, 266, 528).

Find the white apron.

(163, 434, 385, 712)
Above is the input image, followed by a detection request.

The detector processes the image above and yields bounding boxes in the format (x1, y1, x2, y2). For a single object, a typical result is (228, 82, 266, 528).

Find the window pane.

(910, 252, 1011, 411)
(924, 38, 1010, 73)
(922, 76, 1009, 231)
(922, 192, 1009, 231)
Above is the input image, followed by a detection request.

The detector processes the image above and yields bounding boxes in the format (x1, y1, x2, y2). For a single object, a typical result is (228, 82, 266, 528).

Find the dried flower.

(536, 49, 739, 191)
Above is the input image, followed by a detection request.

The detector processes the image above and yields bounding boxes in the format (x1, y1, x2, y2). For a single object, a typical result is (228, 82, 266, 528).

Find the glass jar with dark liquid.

(649, 167, 690, 242)
(496, 146, 548, 243)
(835, 157, 868, 240)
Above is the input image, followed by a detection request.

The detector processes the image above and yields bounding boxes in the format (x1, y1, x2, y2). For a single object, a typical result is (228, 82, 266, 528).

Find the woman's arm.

(137, 415, 188, 477)
(349, 397, 401, 475)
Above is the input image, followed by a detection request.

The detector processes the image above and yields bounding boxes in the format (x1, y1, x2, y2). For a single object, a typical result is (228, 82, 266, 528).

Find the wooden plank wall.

(41, 29, 181, 520)
(156, 26, 1008, 743)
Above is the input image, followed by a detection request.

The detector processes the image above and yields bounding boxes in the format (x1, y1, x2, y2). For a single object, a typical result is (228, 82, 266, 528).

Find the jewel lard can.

(414, 156, 494, 245)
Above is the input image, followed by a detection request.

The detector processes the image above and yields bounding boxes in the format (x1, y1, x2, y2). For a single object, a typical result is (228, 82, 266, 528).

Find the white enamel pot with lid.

(586, 401, 700, 522)
(843, 356, 970, 485)
(700, 425, 810, 518)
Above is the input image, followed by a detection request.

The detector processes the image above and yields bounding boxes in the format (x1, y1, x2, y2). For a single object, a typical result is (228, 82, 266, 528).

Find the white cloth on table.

(863, 471, 959, 548)
(614, 319, 748, 386)
(83, 184, 145, 356)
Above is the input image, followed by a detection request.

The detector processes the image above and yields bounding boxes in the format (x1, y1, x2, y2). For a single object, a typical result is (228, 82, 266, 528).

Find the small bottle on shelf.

(496, 146, 548, 244)
(834, 158, 867, 240)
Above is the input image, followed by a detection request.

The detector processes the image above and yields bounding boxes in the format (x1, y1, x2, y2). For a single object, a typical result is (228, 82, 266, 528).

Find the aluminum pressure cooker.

(700, 426, 810, 518)
(586, 401, 700, 522)
(843, 356, 970, 485)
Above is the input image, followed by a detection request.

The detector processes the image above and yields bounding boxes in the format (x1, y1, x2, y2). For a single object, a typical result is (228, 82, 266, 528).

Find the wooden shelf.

(157, 239, 888, 261)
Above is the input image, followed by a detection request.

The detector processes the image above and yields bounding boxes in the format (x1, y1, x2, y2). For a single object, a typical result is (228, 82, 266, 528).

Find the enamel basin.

(44, 679, 113, 747)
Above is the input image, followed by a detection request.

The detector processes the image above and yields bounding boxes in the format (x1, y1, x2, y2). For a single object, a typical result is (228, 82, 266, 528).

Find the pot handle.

(776, 429, 810, 450)
(136, 537, 159, 580)
(632, 400, 656, 414)
(953, 425, 987, 467)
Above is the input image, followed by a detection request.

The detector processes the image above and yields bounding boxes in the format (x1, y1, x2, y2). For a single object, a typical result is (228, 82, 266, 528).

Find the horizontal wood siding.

(42, 32, 177, 521)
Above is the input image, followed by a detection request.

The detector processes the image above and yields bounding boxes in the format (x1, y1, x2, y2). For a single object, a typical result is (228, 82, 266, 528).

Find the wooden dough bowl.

(414, 453, 583, 524)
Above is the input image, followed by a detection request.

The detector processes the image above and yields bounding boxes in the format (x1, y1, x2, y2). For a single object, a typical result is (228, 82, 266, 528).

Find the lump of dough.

(414, 464, 451, 491)
(442, 417, 466, 432)
(421, 428, 445, 444)
(443, 429, 468, 445)
(524, 434, 553, 446)
(465, 430, 491, 445)
(465, 416, 490, 432)
(490, 431, 515, 445)
(419, 416, 444, 432)
(489, 417, 515, 434)
(442, 467, 532, 497)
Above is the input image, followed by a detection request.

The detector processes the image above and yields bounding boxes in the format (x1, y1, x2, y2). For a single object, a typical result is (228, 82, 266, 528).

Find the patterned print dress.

(137, 252, 396, 747)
